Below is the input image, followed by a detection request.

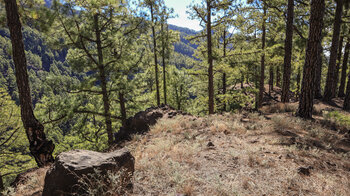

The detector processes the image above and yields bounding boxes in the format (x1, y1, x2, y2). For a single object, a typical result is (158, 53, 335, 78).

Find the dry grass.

(261, 103, 298, 114)
(125, 113, 350, 196)
(6, 112, 350, 196)
(2, 167, 49, 196)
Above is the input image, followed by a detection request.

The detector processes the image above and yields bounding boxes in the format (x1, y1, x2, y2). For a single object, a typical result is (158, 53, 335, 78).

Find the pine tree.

(159, 5, 174, 105)
(297, 0, 325, 119)
(323, 0, 344, 102)
(53, 0, 145, 146)
(338, 40, 350, 97)
(314, 39, 323, 99)
(281, 0, 294, 103)
(189, 0, 233, 114)
(257, 0, 267, 109)
(144, 0, 162, 106)
(343, 67, 350, 110)
(4, 0, 54, 167)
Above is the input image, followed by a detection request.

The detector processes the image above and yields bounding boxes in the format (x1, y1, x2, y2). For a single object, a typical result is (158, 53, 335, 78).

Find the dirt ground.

(126, 111, 350, 195)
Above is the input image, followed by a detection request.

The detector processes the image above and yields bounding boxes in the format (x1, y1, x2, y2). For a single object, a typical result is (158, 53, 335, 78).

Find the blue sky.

(164, 0, 202, 31)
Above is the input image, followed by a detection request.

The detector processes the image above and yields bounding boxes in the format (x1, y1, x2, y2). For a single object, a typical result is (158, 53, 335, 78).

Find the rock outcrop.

(42, 148, 134, 196)
(114, 104, 188, 144)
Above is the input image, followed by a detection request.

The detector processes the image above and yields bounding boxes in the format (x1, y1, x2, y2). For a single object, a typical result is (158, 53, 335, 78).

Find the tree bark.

(4, 0, 54, 167)
(94, 14, 114, 146)
(343, 68, 350, 110)
(334, 35, 344, 96)
(222, 28, 227, 95)
(297, 0, 325, 119)
(281, 0, 294, 103)
(175, 83, 180, 110)
(323, 0, 343, 102)
(257, 1, 266, 108)
(269, 66, 274, 95)
(119, 92, 127, 127)
(276, 65, 281, 87)
(207, 1, 214, 114)
(150, 4, 160, 106)
(338, 41, 350, 97)
(0, 172, 3, 192)
(296, 67, 301, 99)
(314, 40, 323, 99)
(222, 28, 227, 111)
(161, 22, 168, 105)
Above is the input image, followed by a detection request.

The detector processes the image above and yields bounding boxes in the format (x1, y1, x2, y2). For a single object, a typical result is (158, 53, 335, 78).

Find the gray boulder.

(42, 148, 134, 196)
(115, 104, 189, 144)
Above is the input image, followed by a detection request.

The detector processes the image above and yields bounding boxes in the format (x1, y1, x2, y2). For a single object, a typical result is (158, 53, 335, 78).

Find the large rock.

(42, 148, 134, 196)
(115, 104, 187, 143)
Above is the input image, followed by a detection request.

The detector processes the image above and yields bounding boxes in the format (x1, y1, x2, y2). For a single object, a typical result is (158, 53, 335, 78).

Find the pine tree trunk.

(222, 73, 227, 95)
(343, 70, 350, 110)
(323, 0, 343, 102)
(150, 4, 160, 106)
(175, 83, 180, 110)
(178, 84, 184, 110)
(296, 67, 301, 99)
(0, 173, 4, 191)
(221, 29, 227, 111)
(119, 92, 127, 127)
(334, 36, 344, 96)
(257, 2, 266, 108)
(281, 0, 294, 103)
(297, 0, 325, 119)
(276, 65, 281, 87)
(246, 71, 249, 84)
(338, 41, 350, 97)
(222, 31, 227, 92)
(269, 66, 274, 95)
(207, 1, 214, 114)
(314, 41, 323, 99)
(4, 0, 54, 167)
(161, 23, 167, 105)
(94, 14, 114, 146)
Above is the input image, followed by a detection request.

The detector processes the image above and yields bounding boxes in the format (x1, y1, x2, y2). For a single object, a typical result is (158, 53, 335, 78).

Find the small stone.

(326, 161, 336, 167)
(298, 166, 313, 176)
(207, 141, 215, 147)
(250, 140, 258, 144)
(241, 118, 250, 123)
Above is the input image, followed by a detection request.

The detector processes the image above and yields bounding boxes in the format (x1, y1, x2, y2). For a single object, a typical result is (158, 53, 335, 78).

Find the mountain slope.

(9, 107, 350, 195)
(0, 23, 198, 102)
(169, 24, 198, 58)
(127, 112, 350, 195)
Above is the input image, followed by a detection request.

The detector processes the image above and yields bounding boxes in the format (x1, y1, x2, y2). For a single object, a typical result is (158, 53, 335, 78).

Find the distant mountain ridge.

(0, 21, 198, 102)
(169, 24, 198, 58)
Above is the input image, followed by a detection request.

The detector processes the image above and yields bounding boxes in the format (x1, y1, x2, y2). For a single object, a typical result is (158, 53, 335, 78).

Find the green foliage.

(323, 111, 350, 129)
(0, 88, 35, 187)
(1, 0, 349, 190)
(217, 87, 256, 111)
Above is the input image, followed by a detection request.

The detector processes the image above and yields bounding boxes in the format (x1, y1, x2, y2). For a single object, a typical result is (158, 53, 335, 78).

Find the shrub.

(323, 111, 350, 130)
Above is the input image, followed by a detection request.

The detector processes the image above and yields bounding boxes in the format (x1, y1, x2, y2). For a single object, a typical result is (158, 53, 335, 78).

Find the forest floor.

(125, 108, 350, 195)
(9, 93, 350, 196)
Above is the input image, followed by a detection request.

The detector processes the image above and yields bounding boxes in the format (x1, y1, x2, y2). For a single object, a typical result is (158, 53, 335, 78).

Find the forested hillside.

(0, 24, 196, 103)
(0, 0, 350, 195)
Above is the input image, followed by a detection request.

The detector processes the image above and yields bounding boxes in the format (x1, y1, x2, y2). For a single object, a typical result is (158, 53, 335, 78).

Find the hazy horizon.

(164, 0, 202, 31)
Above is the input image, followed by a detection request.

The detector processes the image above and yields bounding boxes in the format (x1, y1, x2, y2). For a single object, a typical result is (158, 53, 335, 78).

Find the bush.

(323, 111, 350, 130)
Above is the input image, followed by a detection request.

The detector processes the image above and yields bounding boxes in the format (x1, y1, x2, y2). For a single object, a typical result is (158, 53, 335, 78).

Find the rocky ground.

(124, 109, 350, 195)
(5, 102, 350, 196)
